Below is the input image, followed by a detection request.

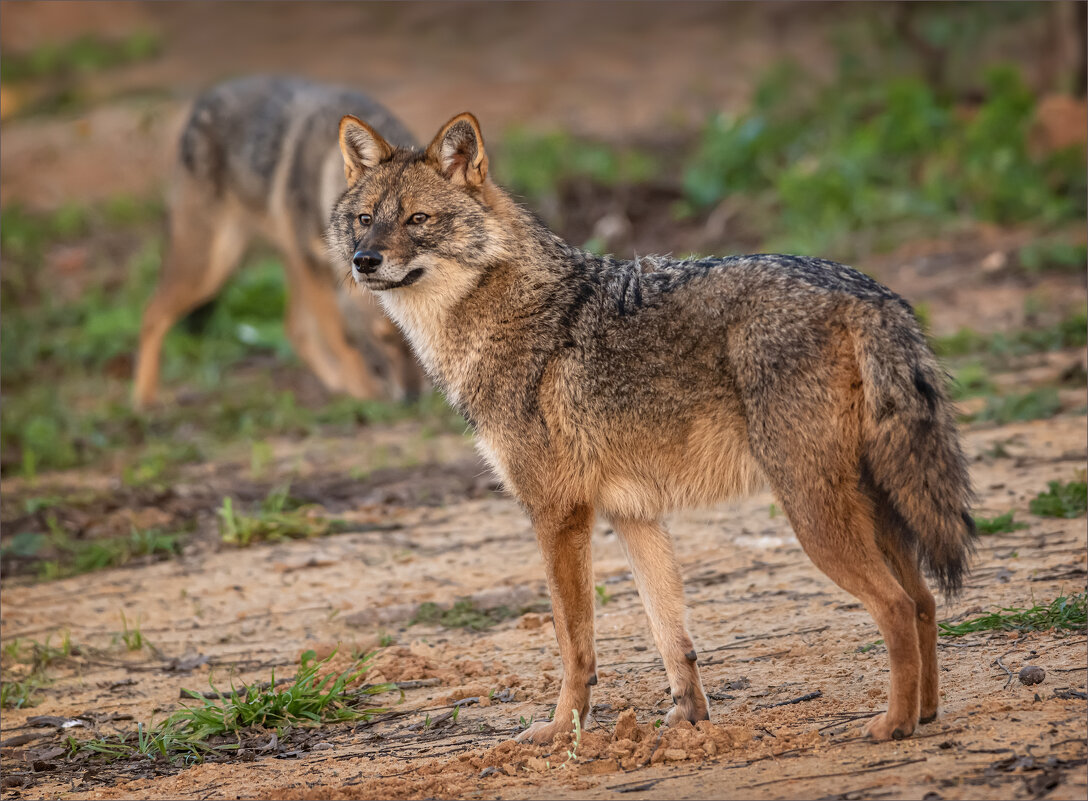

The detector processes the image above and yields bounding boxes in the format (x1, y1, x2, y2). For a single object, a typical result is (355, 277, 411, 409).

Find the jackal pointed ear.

(339, 115, 393, 184)
(426, 112, 488, 187)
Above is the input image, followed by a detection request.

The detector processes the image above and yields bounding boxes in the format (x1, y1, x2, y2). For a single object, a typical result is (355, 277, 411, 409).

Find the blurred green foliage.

(0, 31, 160, 83)
(682, 63, 1086, 257)
(494, 128, 659, 200)
(933, 309, 1088, 360)
(0, 197, 463, 478)
(1029, 479, 1088, 518)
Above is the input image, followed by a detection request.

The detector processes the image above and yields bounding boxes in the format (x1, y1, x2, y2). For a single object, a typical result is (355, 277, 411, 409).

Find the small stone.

(1019, 665, 1045, 685)
(310, 742, 334, 751)
(663, 748, 688, 761)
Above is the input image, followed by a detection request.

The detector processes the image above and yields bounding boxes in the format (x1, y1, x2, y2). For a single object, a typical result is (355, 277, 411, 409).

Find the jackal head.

(328, 112, 514, 303)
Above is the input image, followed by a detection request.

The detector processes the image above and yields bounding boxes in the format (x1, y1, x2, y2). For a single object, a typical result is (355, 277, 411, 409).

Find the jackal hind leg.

(515, 503, 597, 745)
(778, 481, 922, 740)
(133, 198, 247, 410)
(283, 256, 383, 400)
(611, 517, 708, 725)
(877, 531, 939, 724)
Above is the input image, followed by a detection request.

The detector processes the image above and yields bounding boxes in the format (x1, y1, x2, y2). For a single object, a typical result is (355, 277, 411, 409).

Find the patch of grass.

(971, 388, 1062, 425)
(1016, 239, 1088, 275)
(595, 584, 612, 606)
(1, 31, 161, 84)
(409, 598, 527, 631)
(974, 511, 1028, 535)
(495, 127, 658, 202)
(1, 520, 182, 580)
(71, 649, 391, 762)
(0, 631, 78, 709)
(938, 592, 1086, 637)
(949, 363, 996, 401)
(217, 486, 349, 547)
(1029, 480, 1088, 519)
(0, 676, 42, 709)
(933, 310, 1088, 360)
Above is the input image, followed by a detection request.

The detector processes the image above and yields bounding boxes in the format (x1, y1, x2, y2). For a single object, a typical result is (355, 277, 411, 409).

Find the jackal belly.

(592, 407, 766, 520)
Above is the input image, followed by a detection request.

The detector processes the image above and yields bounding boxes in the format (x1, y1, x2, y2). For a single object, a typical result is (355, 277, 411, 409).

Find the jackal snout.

(351, 249, 383, 274)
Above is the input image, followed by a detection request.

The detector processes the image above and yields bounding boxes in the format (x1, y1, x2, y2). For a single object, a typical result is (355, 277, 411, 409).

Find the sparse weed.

(1029, 480, 1088, 519)
(117, 611, 148, 652)
(595, 584, 613, 606)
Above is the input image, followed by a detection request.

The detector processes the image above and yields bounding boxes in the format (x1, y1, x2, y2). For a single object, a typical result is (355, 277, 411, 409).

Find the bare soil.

(1, 3, 1086, 800)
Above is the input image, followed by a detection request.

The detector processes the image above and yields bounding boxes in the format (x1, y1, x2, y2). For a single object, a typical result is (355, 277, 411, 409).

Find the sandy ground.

(1, 415, 1086, 800)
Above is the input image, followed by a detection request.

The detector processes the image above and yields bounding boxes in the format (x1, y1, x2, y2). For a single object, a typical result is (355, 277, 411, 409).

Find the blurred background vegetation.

(0, 1, 1084, 514)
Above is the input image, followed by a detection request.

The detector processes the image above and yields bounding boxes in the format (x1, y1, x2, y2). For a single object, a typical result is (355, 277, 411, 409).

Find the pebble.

(1019, 665, 1045, 685)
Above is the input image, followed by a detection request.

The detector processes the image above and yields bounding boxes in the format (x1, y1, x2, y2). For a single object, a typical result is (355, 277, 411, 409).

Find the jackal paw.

(864, 711, 915, 741)
(664, 692, 710, 727)
(514, 711, 594, 745)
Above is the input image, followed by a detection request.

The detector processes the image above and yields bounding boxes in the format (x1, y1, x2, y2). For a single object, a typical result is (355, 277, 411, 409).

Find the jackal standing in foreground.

(327, 112, 975, 743)
(133, 76, 422, 410)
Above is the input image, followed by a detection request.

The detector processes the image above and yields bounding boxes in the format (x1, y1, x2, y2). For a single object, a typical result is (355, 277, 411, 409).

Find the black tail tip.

(933, 511, 977, 598)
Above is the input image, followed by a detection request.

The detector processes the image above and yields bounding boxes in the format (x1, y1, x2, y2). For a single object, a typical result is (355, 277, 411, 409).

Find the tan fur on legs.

(788, 492, 922, 740)
(282, 256, 384, 400)
(880, 538, 939, 723)
(516, 503, 597, 745)
(132, 195, 247, 410)
(612, 517, 708, 724)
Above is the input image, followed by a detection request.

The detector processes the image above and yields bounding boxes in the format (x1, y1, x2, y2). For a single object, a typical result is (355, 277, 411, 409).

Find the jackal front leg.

(515, 503, 597, 745)
(612, 517, 709, 725)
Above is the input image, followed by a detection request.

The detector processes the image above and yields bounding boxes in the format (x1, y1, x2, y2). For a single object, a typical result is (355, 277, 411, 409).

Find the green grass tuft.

(70, 649, 391, 762)
(974, 511, 1028, 535)
(1029, 480, 1088, 519)
(117, 611, 149, 652)
(217, 486, 349, 547)
(938, 592, 1086, 637)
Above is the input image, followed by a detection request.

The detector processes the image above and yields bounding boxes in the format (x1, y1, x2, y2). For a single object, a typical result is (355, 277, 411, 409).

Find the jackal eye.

(357, 214, 372, 226)
(407, 213, 429, 225)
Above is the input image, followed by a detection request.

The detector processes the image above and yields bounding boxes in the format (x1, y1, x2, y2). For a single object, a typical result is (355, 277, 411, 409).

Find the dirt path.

(2, 415, 1085, 800)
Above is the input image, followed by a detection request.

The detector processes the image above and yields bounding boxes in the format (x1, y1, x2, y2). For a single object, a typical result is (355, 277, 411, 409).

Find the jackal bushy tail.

(854, 312, 975, 596)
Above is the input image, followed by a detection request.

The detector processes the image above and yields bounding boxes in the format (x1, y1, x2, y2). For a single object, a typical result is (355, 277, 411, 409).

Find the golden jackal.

(327, 112, 975, 743)
(133, 76, 423, 410)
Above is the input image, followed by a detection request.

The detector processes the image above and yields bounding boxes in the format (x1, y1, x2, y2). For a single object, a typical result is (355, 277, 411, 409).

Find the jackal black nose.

(352, 250, 382, 274)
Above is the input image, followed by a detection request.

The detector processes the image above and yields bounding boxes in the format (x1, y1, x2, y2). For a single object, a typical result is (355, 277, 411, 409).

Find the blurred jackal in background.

(133, 76, 423, 409)
(327, 112, 976, 745)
